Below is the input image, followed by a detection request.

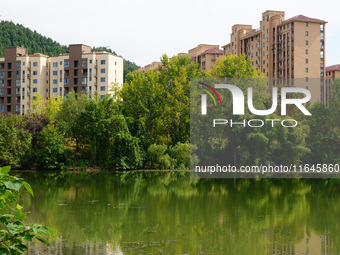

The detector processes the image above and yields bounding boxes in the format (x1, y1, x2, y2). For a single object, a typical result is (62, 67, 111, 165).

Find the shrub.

(0, 166, 55, 253)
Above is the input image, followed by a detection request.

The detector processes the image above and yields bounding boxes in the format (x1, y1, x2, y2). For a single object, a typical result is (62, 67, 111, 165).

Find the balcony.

(27, 74, 31, 78)
(27, 66, 31, 70)
(94, 65, 98, 68)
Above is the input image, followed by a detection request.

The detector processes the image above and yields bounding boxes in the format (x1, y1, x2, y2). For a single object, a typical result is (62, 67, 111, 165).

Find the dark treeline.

(0, 54, 339, 170)
(0, 21, 140, 80)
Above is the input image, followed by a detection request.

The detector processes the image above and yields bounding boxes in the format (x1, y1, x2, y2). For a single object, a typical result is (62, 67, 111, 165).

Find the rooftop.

(202, 48, 224, 54)
(282, 14, 326, 24)
(326, 64, 340, 72)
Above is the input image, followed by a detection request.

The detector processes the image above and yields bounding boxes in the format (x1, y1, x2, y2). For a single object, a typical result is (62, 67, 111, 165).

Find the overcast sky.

(1, 0, 340, 67)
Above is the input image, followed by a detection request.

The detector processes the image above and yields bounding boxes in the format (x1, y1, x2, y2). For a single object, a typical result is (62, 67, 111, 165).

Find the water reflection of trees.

(19, 172, 340, 254)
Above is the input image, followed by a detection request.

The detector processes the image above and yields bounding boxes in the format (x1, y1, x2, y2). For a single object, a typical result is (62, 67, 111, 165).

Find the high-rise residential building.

(222, 10, 327, 104)
(188, 44, 223, 71)
(222, 10, 326, 80)
(0, 44, 123, 115)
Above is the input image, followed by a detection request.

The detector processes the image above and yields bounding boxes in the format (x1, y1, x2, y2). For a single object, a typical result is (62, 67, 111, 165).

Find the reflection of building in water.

(267, 232, 331, 255)
(26, 239, 123, 255)
(295, 232, 331, 255)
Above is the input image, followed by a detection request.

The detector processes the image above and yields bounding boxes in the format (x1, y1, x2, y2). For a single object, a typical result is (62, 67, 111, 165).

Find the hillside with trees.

(0, 21, 139, 79)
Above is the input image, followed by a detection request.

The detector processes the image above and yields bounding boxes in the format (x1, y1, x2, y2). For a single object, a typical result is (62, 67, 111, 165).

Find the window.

(0, 105, 4, 112)
(100, 86, 106, 91)
(0, 72, 4, 78)
(82, 77, 87, 85)
(0, 89, 4, 95)
(287, 23, 290, 28)
(82, 60, 88, 67)
(100, 77, 105, 82)
(100, 95, 105, 99)
(100, 60, 106, 65)
(33, 62, 38, 67)
(16, 80, 21, 86)
(305, 77, 309, 82)
(64, 61, 69, 68)
(305, 31, 308, 36)
(16, 88, 20, 94)
(53, 79, 58, 84)
(306, 59, 308, 64)
(64, 78, 69, 85)
(306, 49, 308, 55)
(305, 40, 308, 46)
(33, 79, 38, 84)
(305, 22, 309, 27)
(33, 96, 37, 100)
(16, 62, 21, 69)
(53, 71, 58, 75)
(101, 68, 105, 73)
(53, 88, 58, 93)
(321, 51, 324, 59)
(53, 62, 58, 67)
(306, 68, 309, 73)
(90, 60, 92, 64)
(33, 88, 38, 92)
(32, 70, 38, 76)
(74, 61, 79, 68)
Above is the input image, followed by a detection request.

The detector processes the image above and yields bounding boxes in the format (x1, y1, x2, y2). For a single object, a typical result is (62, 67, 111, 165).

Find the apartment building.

(138, 53, 190, 73)
(324, 64, 340, 106)
(223, 11, 326, 79)
(188, 44, 223, 71)
(138, 61, 162, 73)
(0, 44, 123, 115)
(222, 10, 327, 103)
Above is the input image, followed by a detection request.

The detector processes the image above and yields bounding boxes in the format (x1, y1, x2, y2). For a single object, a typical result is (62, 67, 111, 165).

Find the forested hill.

(0, 21, 139, 79)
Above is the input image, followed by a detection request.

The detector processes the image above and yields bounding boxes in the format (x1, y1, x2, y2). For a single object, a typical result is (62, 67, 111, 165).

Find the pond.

(18, 171, 339, 255)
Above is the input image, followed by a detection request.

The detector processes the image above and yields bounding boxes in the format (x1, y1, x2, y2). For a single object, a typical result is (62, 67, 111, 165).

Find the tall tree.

(57, 91, 87, 151)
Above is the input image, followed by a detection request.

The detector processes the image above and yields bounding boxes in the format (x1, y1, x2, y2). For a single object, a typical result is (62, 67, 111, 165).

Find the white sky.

(1, 0, 340, 67)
